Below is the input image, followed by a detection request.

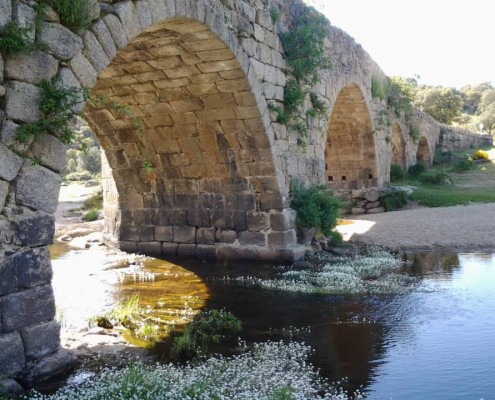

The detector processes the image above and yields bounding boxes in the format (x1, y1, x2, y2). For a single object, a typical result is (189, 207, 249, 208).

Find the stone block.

(238, 231, 266, 246)
(365, 200, 381, 210)
(29, 133, 69, 173)
(161, 242, 178, 256)
(0, 143, 24, 182)
(0, 179, 8, 212)
(0, 332, 25, 376)
(69, 51, 97, 88)
(91, 19, 117, 60)
(40, 22, 83, 61)
(13, 1, 35, 42)
(58, 68, 85, 113)
(114, 1, 142, 40)
(196, 244, 217, 260)
(364, 188, 380, 202)
(0, 378, 23, 396)
(246, 211, 269, 231)
(135, 0, 152, 28)
(120, 225, 139, 241)
(1, 284, 55, 332)
(270, 209, 297, 231)
(173, 225, 196, 243)
(21, 321, 60, 359)
(169, 209, 187, 225)
(196, 227, 216, 244)
(267, 230, 297, 247)
(366, 207, 386, 214)
(351, 207, 366, 215)
(138, 241, 162, 255)
(0, 256, 15, 296)
(187, 209, 211, 227)
(83, 31, 110, 73)
(178, 244, 196, 258)
(5, 80, 42, 123)
(155, 226, 173, 241)
(0, 0, 12, 29)
(24, 348, 78, 386)
(103, 14, 128, 50)
(14, 247, 52, 289)
(5, 50, 58, 85)
(119, 241, 138, 253)
(15, 164, 61, 213)
(139, 225, 155, 241)
(260, 192, 289, 210)
(219, 229, 237, 244)
(14, 212, 54, 247)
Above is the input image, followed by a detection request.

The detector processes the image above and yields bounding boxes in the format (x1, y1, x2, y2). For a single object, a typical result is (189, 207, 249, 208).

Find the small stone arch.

(391, 123, 406, 169)
(416, 136, 432, 166)
(324, 84, 377, 189)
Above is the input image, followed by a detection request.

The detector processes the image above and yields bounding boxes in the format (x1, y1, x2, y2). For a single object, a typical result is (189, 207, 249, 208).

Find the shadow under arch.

(83, 17, 295, 260)
(324, 84, 378, 190)
(391, 123, 406, 169)
(416, 136, 432, 166)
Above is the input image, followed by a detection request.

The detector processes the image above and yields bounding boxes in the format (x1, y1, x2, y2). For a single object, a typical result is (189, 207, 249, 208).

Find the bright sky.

(305, 0, 495, 89)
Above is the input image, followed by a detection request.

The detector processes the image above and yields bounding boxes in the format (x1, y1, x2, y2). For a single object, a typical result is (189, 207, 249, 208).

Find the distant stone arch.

(416, 136, 432, 166)
(324, 84, 377, 189)
(391, 123, 406, 169)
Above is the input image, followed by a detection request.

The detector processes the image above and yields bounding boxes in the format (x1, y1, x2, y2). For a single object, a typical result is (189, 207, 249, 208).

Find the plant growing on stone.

(387, 76, 416, 119)
(290, 179, 341, 236)
(371, 75, 388, 101)
(410, 125, 421, 143)
(42, 0, 96, 34)
(380, 189, 408, 211)
(390, 164, 405, 182)
(0, 21, 34, 54)
(272, 3, 332, 149)
(17, 77, 82, 144)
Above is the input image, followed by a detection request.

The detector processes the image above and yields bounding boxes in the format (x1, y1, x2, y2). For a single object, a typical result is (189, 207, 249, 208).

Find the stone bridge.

(0, 0, 491, 392)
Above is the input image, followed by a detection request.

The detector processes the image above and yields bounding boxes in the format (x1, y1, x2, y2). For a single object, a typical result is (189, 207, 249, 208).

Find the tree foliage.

(387, 76, 416, 118)
(414, 86, 462, 124)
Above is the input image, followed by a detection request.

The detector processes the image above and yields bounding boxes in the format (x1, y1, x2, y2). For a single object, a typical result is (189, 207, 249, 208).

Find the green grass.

(410, 185, 495, 207)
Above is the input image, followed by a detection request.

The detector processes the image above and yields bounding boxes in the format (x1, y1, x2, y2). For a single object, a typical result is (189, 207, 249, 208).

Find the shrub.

(82, 188, 103, 210)
(64, 171, 94, 181)
(290, 179, 341, 236)
(473, 149, 489, 160)
(419, 171, 452, 185)
(390, 164, 405, 182)
(171, 309, 242, 359)
(371, 76, 387, 100)
(43, 0, 96, 34)
(380, 189, 408, 211)
(327, 230, 343, 246)
(82, 209, 99, 222)
(407, 163, 426, 177)
(452, 155, 474, 172)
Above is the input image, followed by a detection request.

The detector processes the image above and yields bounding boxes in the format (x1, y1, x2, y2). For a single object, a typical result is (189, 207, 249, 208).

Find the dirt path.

(338, 202, 495, 252)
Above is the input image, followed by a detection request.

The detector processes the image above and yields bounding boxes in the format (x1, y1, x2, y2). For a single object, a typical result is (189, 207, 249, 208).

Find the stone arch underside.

(391, 123, 406, 169)
(325, 84, 377, 190)
(84, 18, 298, 260)
(416, 136, 432, 166)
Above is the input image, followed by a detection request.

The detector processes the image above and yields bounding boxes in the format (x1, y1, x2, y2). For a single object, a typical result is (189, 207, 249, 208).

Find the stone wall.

(438, 125, 493, 152)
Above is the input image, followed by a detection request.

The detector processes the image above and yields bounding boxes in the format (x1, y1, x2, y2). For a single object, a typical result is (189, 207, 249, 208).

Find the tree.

(414, 86, 462, 124)
(459, 82, 493, 114)
(387, 76, 417, 118)
(479, 103, 495, 134)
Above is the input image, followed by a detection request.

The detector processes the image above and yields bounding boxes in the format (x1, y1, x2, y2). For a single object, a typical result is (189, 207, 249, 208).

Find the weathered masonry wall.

(0, 0, 489, 392)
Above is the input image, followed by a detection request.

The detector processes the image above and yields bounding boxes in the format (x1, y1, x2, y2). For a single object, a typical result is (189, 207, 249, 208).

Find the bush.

(390, 164, 405, 182)
(82, 188, 103, 210)
(419, 171, 452, 185)
(473, 149, 489, 160)
(380, 189, 408, 211)
(290, 179, 341, 236)
(82, 209, 99, 222)
(452, 155, 474, 172)
(64, 171, 94, 181)
(407, 163, 426, 177)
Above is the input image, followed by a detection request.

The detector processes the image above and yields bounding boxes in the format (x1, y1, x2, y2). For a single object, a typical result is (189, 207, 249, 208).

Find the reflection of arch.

(83, 18, 290, 255)
(325, 84, 377, 189)
(391, 123, 406, 169)
(416, 136, 432, 165)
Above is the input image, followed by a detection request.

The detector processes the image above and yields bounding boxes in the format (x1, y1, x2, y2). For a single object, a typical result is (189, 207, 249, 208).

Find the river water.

(51, 246, 495, 399)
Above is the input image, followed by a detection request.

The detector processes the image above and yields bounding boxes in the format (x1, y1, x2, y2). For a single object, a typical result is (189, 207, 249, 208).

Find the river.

(51, 245, 495, 399)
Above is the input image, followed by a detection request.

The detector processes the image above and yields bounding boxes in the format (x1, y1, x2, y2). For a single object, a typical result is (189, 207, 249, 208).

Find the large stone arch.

(391, 123, 406, 169)
(82, 15, 298, 261)
(324, 84, 378, 190)
(416, 136, 432, 166)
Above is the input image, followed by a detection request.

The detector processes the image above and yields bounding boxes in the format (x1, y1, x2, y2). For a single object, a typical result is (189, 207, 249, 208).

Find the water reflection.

(51, 245, 495, 399)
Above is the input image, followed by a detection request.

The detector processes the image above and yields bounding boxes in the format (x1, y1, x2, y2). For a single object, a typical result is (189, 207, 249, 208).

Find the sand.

(338, 203, 495, 252)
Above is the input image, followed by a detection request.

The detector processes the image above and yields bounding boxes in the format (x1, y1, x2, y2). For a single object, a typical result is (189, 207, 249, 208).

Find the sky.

(304, 0, 494, 89)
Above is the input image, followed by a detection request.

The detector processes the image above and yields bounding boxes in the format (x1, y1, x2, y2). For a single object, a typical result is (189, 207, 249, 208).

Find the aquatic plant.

(24, 341, 363, 399)
(233, 247, 417, 295)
